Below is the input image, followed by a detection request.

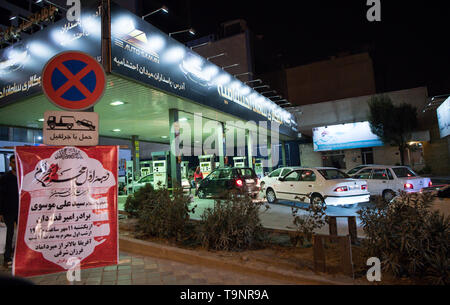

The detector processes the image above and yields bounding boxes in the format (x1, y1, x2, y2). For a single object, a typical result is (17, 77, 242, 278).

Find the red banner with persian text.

(13, 146, 118, 277)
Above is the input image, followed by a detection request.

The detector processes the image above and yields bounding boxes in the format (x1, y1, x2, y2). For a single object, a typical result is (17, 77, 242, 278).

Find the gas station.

(0, 1, 299, 196)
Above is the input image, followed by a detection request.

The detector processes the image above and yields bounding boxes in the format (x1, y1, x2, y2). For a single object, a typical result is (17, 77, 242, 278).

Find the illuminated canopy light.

(240, 86, 251, 95)
(110, 101, 125, 106)
(28, 41, 55, 60)
(214, 74, 231, 85)
(145, 35, 166, 53)
(203, 66, 219, 79)
(81, 15, 101, 38)
(231, 81, 241, 89)
(163, 47, 185, 63)
(112, 16, 135, 36)
(112, 129, 121, 132)
(51, 28, 76, 47)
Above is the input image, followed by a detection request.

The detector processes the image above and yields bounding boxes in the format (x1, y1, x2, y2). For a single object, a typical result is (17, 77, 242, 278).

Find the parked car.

(260, 167, 301, 191)
(127, 173, 154, 194)
(265, 167, 370, 207)
(352, 165, 432, 201)
(347, 164, 380, 176)
(196, 167, 259, 199)
(127, 173, 190, 194)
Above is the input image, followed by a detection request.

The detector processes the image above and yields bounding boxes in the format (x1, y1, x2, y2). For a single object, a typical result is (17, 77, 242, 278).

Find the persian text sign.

(43, 110, 99, 146)
(13, 146, 118, 277)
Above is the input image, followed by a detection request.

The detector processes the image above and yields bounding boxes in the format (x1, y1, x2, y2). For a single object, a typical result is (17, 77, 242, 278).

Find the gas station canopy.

(0, 2, 298, 144)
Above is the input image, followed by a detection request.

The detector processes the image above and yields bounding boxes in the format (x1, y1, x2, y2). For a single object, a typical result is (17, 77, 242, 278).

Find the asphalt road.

(119, 190, 449, 239)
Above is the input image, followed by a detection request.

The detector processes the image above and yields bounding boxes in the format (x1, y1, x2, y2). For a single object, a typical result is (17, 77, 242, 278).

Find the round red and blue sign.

(42, 51, 106, 111)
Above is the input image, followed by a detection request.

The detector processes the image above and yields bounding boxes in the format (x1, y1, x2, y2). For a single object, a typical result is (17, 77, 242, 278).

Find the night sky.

(143, 0, 450, 97)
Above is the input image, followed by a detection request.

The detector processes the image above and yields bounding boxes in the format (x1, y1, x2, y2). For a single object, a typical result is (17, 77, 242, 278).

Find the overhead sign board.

(110, 4, 298, 138)
(42, 51, 106, 110)
(43, 110, 99, 146)
(0, 4, 102, 107)
(313, 121, 384, 152)
(437, 97, 450, 138)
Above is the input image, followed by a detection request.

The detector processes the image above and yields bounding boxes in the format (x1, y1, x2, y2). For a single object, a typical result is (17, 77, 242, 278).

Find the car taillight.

(404, 183, 414, 190)
(361, 185, 367, 190)
(334, 186, 348, 192)
(235, 179, 244, 187)
(429, 181, 433, 187)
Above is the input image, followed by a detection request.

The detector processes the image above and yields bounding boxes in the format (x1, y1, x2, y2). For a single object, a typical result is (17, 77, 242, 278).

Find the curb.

(119, 235, 355, 285)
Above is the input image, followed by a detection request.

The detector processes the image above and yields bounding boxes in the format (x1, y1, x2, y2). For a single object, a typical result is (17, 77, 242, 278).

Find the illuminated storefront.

(0, 1, 298, 182)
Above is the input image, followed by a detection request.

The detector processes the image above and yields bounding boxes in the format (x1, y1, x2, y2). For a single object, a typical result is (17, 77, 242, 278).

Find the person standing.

(193, 166, 203, 190)
(0, 155, 19, 268)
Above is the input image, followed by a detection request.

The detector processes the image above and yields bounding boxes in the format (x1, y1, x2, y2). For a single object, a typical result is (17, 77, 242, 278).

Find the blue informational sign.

(110, 4, 298, 137)
(0, 3, 102, 107)
(313, 121, 384, 152)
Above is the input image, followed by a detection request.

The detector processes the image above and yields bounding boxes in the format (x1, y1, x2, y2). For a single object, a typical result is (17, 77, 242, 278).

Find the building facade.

(288, 87, 450, 175)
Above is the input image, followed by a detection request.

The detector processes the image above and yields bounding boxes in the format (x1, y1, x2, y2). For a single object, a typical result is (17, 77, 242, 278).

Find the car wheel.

(266, 188, 277, 204)
(310, 194, 325, 206)
(49, 123, 56, 129)
(67, 124, 73, 130)
(198, 189, 206, 199)
(383, 190, 396, 202)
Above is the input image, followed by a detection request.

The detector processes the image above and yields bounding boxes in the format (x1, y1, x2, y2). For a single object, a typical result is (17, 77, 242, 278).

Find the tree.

(367, 94, 418, 166)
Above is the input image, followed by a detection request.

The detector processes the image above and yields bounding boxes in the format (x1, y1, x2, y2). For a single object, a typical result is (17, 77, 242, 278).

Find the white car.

(352, 166, 432, 201)
(260, 167, 301, 192)
(127, 174, 190, 194)
(264, 167, 370, 207)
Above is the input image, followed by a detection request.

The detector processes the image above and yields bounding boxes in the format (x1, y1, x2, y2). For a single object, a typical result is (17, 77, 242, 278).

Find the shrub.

(290, 194, 328, 247)
(358, 192, 449, 285)
(125, 183, 196, 242)
(197, 191, 268, 251)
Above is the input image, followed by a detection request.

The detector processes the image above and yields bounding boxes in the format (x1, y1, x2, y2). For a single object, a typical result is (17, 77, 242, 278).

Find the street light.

(142, 6, 169, 19)
(207, 53, 226, 60)
(222, 63, 239, 70)
(252, 85, 269, 90)
(245, 79, 262, 85)
(190, 42, 211, 50)
(169, 28, 196, 37)
(35, 0, 67, 11)
(260, 90, 277, 95)
(234, 72, 253, 78)
(10, 15, 30, 22)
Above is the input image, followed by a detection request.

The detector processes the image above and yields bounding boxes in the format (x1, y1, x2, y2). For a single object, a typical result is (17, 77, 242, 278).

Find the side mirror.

(278, 177, 285, 182)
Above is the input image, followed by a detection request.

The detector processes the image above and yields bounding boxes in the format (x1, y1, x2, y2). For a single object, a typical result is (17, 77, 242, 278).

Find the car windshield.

(235, 168, 256, 179)
(347, 166, 365, 175)
(318, 169, 350, 180)
(392, 167, 417, 178)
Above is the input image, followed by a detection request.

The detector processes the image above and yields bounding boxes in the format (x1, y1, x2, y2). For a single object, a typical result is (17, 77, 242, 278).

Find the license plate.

(245, 179, 255, 184)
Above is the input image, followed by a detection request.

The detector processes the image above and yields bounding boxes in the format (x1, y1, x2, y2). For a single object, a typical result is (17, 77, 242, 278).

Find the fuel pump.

(233, 157, 246, 168)
(180, 161, 189, 180)
(125, 160, 134, 195)
(254, 158, 264, 178)
(140, 160, 152, 177)
(152, 151, 169, 189)
(199, 155, 215, 177)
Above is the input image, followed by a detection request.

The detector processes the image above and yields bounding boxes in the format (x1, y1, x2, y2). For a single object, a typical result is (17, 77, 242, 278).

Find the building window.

(321, 150, 346, 169)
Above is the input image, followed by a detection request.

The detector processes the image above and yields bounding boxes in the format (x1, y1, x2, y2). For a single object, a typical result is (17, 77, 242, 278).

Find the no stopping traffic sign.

(42, 51, 106, 111)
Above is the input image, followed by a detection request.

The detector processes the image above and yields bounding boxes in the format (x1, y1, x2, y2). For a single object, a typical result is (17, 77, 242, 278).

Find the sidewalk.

(0, 251, 292, 285)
